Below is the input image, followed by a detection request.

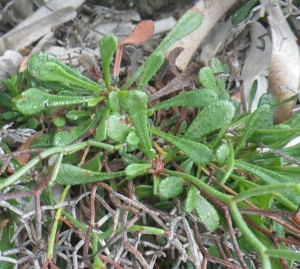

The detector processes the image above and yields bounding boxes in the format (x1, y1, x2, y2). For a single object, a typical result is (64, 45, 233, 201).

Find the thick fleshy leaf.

(215, 144, 229, 165)
(198, 67, 216, 89)
(135, 185, 154, 197)
(99, 34, 118, 88)
(184, 100, 235, 140)
(235, 104, 271, 152)
(56, 164, 126, 185)
(13, 88, 95, 115)
(137, 51, 165, 91)
(149, 128, 212, 165)
(81, 157, 101, 172)
(66, 110, 91, 121)
(151, 89, 218, 112)
(53, 121, 90, 146)
(95, 109, 110, 142)
(159, 176, 184, 198)
(107, 91, 120, 114)
(125, 163, 151, 178)
(106, 115, 130, 143)
(118, 90, 154, 159)
(184, 185, 198, 213)
(194, 194, 219, 232)
(26, 52, 103, 92)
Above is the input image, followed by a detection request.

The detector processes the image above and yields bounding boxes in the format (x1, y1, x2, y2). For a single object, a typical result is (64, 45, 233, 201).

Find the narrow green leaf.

(56, 164, 126, 185)
(235, 160, 300, 207)
(156, 9, 204, 53)
(121, 9, 204, 91)
(152, 89, 218, 112)
(66, 110, 91, 121)
(96, 108, 110, 141)
(27, 52, 103, 92)
(149, 128, 212, 165)
(232, 0, 259, 25)
(198, 66, 216, 89)
(3, 78, 19, 97)
(184, 185, 198, 213)
(265, 249, 300, 261)
(159, 176, 184, 198)
(118, 90, 154, 159)
(220, 138, 235, 184)
(13, 88, 95, 115)
(235, 104, 271, 152)
(107, 91, 120, 114)
(99, 34, 118, 88)
(184, 100, 235, 140)
(138, 51, 165, 91)
(135, 185, 154, 197)
(210, 58, 229, 100)
(125, 163, 151, 178)
(53, 121, 90, 146)
(194, 194, 219, 232)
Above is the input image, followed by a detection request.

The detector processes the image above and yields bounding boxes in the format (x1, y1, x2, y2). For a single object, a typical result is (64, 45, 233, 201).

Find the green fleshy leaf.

(210, 58, 229, 100)
(184, 185, 198, 213)
(235, 104, 271, 152)
(151, 89, 218, 111)
(53, 117, 66, 127)
(156, 9, 204, 53)
(56, 164, 126, 185)
(3, 78, 19, 97)
(198, 67, 216, 89)
(13, 88, 95, 115)
(66, 110, 91, 121)
(184, 100, 235, 140)
(125, 163, 151, 178)
(53, 121, 90, 146)
(215, 144, 229, 165)
(118, 90, 154, 159)
(232, 0, 259, 25)
(107, 91, 120, 114)
(81, 157, 101, 172)
(99, 34, 118, 88)
(126, 130, 140, 146)
(194, 194, 219, 232)
(149, 128, 212, 165)
(138, 51, 165, 91)
(158, 176, 184, 198)
(106, 114, 130, 143)
(0, 92, 13, 109)
(95, 109, 110, 141)
(26, 52, 103, 92)
(135, 185, 154, 197)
